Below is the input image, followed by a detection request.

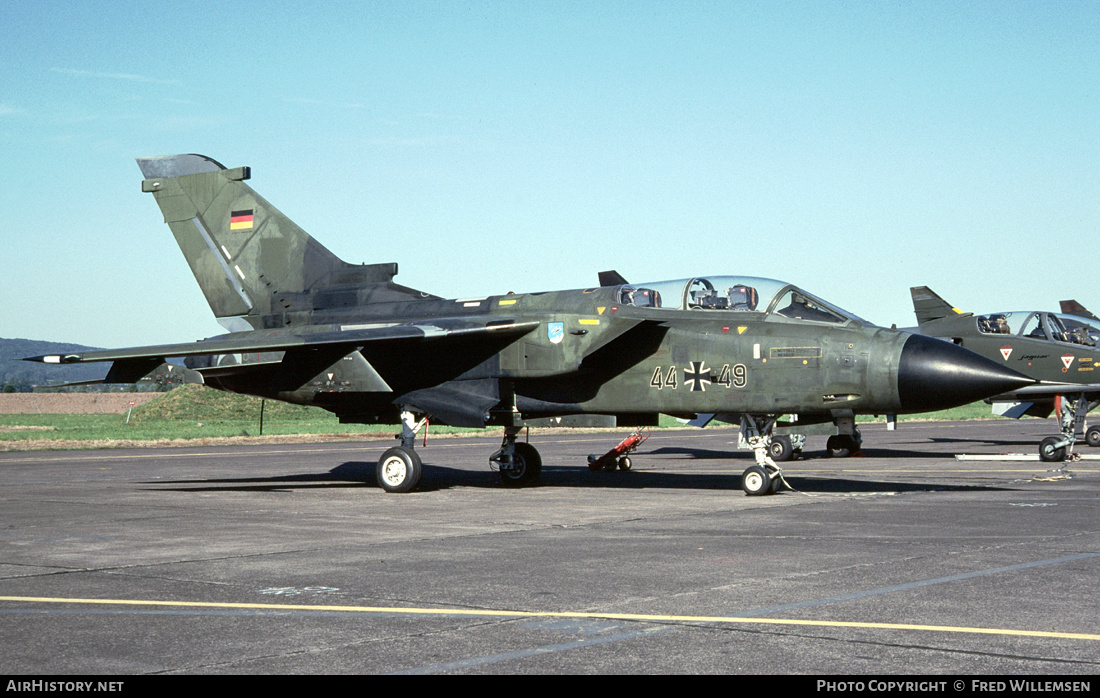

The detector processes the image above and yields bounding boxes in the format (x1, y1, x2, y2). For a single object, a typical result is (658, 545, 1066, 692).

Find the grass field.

(0, 384, 1020, 450)
(0, 385, 467, 449)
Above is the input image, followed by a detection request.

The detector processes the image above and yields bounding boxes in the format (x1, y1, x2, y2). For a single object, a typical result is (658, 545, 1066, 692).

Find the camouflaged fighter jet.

(1060, 299, 1100, 323)
(27, 154, 1033, 495)
(912, 286, 1100, 462)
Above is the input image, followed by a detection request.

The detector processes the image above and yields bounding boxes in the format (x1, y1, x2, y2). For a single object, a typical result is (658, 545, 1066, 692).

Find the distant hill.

(0, 337, 107, 391)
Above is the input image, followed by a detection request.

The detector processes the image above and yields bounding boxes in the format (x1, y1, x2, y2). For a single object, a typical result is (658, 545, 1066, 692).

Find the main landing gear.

(377, 446, 422, 493)
(826, 430, 862, 458)
(490, 426, 542, 486)
(375, 413, 546, 492)
(375, 410, 427, 493)
(763, 433, 805, 462)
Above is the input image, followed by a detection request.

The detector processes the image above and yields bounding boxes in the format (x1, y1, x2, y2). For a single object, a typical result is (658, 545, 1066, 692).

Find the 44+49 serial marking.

(651, 362, 748, 391)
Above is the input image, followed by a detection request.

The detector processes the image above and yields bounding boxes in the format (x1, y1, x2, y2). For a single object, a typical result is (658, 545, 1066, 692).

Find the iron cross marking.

(685, 361, 711, 391)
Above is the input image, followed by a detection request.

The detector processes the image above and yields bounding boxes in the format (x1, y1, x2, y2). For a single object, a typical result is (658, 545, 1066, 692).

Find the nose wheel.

(1039, 392, 1094, 462)
(741, 464, 785, 495)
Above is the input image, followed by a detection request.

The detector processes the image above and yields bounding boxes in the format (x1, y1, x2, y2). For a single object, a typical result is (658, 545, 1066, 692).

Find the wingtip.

(23, 354, 80, 364)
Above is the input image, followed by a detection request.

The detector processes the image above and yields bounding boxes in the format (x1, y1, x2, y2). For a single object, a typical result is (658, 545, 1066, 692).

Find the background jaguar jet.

(28, 155, 1032, 494)
(912, 286, 1100, 461)
(1060, 299, 1100, 324)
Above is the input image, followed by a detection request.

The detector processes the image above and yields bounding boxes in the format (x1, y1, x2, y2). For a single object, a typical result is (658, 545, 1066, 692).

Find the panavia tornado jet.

(912, 286, 1100, 461)
(28, 154, 1033, 494)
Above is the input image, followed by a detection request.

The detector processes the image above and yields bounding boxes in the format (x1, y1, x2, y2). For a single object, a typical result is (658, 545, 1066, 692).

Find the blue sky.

(1, 1, 1097, 347)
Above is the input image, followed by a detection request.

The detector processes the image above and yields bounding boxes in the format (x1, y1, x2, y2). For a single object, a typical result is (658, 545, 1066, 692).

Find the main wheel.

(1039, 436, 1066, 463)
(768, 435, 794, 462)
(501, 442, 542, 487)
(826, 435, 850, 458)
(741, 465, 772, 496)
(827, 434, 859, 458)
(376, 447, 423, 493)
(1086, 426, 1100, 448)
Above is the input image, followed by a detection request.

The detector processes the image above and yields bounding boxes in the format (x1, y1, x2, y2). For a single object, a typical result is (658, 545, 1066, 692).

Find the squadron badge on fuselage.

(548, 322, 564, 345)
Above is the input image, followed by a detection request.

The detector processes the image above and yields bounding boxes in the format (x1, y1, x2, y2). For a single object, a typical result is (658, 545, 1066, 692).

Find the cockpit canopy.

(615, 276, 866, 325)
(975, 311, 1100, 346)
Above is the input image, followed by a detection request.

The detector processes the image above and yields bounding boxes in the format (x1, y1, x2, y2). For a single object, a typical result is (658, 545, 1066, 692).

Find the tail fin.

(137, 154, 432, 329)
(910, 286, 967, 325)
(1059, 300, 1099, 321)
(598, 270, 629, 287)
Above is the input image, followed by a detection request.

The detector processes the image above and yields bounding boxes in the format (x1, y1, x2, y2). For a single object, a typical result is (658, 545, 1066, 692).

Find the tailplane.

(137, 154, 434, 329)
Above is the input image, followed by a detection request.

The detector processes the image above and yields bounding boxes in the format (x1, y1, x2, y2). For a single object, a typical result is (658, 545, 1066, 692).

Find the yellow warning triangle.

(737, 326, 748, 334)
(597, 307, 606, 315)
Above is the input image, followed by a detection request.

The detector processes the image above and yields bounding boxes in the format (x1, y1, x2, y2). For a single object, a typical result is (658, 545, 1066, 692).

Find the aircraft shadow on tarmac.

(148, 462, 380, 493)
(148, 458, 1007, 495)
(647, 445, 1011, 460)
(924, 436, 1046, 447)
(645, 447, 736, 460)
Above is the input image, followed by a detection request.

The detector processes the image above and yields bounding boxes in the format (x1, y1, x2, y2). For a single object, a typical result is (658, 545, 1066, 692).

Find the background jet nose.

(897, 333, 1034, 413)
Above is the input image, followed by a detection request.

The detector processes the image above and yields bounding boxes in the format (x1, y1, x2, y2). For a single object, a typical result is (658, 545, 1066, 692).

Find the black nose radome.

(897, 333, 1034, 413)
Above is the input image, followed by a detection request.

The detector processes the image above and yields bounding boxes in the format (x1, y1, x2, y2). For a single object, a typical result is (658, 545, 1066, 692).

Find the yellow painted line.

(0, 595, 1095, 642)
(578, 318, 600, 326)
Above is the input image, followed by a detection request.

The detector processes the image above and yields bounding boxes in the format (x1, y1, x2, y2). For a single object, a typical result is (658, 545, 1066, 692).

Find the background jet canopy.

(977, 311, 1100, 346)
(616, 276, 867, 324)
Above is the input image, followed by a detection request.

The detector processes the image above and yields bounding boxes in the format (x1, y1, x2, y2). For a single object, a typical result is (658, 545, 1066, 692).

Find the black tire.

(741, 465, 772, 496)
(1087, 426, 1100, 448)
(1039, 436, 1066, 463)
(769, 474, 785, 494)
(768, 435, 794, 462)
(501, 442, 542, 486)
(618, 456, 632, 471)
(826, 435, 852, 458)
(376, 447, 423, 493)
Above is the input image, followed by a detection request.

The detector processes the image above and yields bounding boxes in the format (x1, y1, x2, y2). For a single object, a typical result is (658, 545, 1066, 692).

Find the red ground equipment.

(587, 427, 650, 472)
